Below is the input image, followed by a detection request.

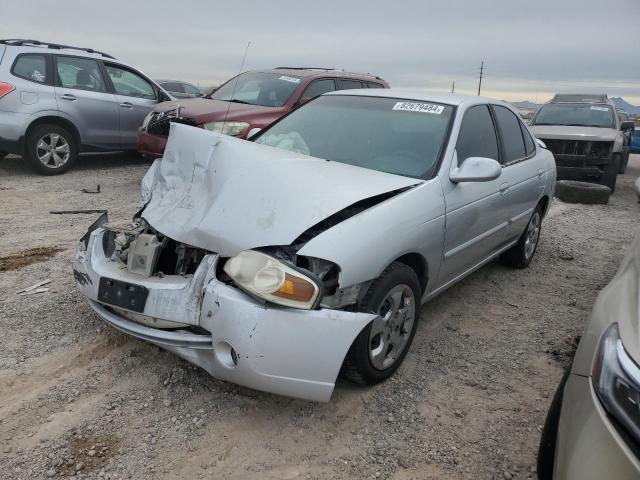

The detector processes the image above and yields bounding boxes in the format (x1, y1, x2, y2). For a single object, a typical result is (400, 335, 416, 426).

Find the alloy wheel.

(369, 284, 416, 370)
(36, 133, 71, 169)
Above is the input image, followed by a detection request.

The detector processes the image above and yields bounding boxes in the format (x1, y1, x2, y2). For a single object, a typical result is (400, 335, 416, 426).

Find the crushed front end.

(538, 138, 616, 185)
(73, 218, 377, 402)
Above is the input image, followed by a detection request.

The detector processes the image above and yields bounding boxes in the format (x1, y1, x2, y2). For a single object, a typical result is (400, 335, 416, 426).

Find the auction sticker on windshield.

(590, 106, 609, 112)
(279, 76, 301, 83)
(393, 102, 444, 114)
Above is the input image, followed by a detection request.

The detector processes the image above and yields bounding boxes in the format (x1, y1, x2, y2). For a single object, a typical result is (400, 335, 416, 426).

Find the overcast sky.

(4, 0, 640, 104)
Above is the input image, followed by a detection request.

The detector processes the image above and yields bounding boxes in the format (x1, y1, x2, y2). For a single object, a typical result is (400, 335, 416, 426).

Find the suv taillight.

(0, 82, 15, 98)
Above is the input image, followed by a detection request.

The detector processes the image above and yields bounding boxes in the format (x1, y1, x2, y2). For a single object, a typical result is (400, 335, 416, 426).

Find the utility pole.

(451, 81, 455, 93)
(477, 61, 484, 96)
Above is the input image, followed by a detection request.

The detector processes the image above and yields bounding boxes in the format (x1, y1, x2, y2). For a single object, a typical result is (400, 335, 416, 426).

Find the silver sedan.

(73, 90, 556, 401)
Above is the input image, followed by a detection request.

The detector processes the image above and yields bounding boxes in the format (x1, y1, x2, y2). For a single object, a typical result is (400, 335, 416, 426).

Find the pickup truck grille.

(541, 139, 611, 158)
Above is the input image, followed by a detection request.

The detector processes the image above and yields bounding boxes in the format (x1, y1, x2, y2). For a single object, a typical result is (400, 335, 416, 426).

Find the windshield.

(209, 71, 302, 107)
(254, 95, 454, 179)
(532, 103, 615, 128)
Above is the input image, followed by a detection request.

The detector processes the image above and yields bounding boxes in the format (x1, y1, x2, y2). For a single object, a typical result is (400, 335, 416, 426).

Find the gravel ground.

(1, 152, 639, 480)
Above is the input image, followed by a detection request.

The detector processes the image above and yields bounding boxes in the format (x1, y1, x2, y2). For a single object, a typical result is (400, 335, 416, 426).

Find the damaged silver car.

(74, 90, 556, 402)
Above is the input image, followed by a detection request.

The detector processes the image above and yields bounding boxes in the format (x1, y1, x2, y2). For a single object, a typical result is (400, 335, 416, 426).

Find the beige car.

(538, 231, 640, 479)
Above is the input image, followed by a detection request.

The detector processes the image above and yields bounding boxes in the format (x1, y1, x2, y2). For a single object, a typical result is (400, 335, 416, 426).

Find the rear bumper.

(0, 110, 31, 154)
(554, 374, 640, 479)
(137, 127, 166, 159)
(74, 228, 376, 402)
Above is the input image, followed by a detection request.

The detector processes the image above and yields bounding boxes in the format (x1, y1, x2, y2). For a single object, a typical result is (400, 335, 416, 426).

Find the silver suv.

(0, 39, 171, 175)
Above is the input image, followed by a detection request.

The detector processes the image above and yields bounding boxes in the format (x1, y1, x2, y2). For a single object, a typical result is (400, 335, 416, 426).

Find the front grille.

(540, 139, 611, 158)
(146, 108, 196, 136)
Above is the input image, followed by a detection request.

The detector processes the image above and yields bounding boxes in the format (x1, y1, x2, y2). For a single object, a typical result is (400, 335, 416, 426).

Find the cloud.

(4, 0, 640, 103)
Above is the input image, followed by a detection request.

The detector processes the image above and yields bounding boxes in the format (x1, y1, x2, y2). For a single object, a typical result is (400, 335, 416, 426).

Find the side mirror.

(536, 138, 547, 149)
(621, 121, 635, 131)
(450, 157, 502, 183)
(247, 127, 262, 138)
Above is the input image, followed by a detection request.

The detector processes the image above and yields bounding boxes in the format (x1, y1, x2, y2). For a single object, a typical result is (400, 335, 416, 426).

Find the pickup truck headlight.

(223, 250, 321, 309)
(593, 323, 640, 444)
(203, 121, 249, 136)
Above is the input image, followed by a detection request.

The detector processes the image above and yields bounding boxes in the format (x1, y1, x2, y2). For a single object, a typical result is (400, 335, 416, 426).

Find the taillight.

(0, 82, 15, 98)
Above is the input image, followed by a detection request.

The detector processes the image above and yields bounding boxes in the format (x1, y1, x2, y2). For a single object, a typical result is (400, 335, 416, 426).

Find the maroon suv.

(137, 68, 389, 158)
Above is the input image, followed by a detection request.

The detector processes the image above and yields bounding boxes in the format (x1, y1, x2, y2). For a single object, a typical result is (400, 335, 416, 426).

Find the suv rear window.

(12, 54, 48, 83)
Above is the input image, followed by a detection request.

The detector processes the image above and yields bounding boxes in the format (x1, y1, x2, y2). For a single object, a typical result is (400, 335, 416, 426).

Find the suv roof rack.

(551, 93, 608, 103)
(0, 39, 116, 59)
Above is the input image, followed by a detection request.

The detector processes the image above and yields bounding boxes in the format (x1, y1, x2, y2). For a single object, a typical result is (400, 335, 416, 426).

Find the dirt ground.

(1, 152, 639, 480)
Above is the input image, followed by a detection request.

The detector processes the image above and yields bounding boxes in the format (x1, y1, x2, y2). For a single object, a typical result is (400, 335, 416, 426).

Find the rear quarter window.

(12, 54, 48, 84)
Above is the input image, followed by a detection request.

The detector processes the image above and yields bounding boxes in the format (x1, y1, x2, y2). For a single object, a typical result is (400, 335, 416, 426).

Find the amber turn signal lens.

(273, 273, 316, 302)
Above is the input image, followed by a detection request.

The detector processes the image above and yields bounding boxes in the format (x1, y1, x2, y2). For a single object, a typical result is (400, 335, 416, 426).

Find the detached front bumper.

(74, 228, 376, 402)
(554, 374, 640, 479)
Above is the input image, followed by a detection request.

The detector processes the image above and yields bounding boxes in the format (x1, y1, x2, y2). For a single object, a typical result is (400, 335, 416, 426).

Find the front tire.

(341, 262, 421, 385)
(25, 124, 77, 175)
(501, 204, 543, 269)
(601, 154, 620, 193)
(0, 150, 7, 160)
(537, 371, 569, 480)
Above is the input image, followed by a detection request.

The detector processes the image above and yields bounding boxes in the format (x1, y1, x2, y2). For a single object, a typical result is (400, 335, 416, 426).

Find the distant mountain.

(611, 97, 640, 115)
(512, 101, 541, 109)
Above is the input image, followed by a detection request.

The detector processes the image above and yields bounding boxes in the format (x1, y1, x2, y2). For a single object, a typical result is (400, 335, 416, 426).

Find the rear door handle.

(500, 182, 510, 194)
(119, 102, 133, 109)
(537, 168, 544, 178)
(60, 94, 76, 101)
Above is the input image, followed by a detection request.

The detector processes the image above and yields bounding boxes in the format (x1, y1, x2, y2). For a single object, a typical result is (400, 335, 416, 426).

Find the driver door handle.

(119, 102, 133, 109)
(499, 182, 510, 195)
(59, 94, 76, 101)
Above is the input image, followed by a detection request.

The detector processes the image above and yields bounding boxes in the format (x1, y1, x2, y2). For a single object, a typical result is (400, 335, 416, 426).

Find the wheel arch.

(391, 252, 429, 294)
(24, 116, 81, 152)
(538, 195, 550, 218)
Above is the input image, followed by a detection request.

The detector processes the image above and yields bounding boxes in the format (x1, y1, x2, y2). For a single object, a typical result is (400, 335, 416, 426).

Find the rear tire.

(0, 150, 7, 160)
(501, 204, 543, 269)
(25, 124, 78, 175)
(341, 262, 421, 385)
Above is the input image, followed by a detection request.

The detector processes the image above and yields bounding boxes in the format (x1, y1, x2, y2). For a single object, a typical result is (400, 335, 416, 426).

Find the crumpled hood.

(530, 125, 619, 142)
(140, 123, 420, 256)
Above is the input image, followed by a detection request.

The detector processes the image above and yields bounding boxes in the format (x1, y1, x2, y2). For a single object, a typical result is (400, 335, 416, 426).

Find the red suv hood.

(154, 98, 288, 125)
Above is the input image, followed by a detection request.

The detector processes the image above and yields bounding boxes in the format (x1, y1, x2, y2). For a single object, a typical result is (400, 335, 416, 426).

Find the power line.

(477, 61, 484, 96)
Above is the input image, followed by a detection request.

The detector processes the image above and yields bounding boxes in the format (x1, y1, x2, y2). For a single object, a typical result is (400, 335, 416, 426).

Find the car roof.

(258, 68, 386, 82)
(325, 89, 513, 108)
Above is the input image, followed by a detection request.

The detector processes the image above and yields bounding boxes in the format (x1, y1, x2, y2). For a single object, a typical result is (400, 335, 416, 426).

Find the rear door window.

(455, 105, 499, 165)
(12, 54, 48, 84)
(366, 82, 384, 88)
(493, 105, 526, 163)
(337, 79, 364, 90)
(521, 123, 536, 156)
(56, 56, 107, 92)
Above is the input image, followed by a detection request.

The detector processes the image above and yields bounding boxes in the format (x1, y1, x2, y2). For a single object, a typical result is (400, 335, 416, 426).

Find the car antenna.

(222, 41, 251, 134)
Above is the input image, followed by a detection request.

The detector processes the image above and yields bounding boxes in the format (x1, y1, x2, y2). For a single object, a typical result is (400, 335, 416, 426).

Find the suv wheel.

(341, 262, 421, 385)
(26, 124, 78, 175)
(0, 151, 7, 160)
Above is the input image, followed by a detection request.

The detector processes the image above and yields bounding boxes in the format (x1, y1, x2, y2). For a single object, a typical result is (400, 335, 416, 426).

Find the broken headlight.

(203, 121, 249, 136)
(223, 250, 322, 309)
(593, 323, 640, 445)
